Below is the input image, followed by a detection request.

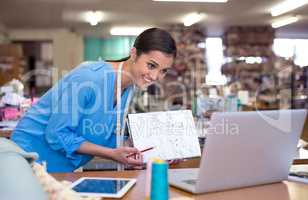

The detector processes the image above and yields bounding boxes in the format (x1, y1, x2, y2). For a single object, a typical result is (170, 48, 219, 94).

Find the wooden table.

(0, 129, 12, 138)
(172, 157, 308, 167)
(52, 169, 308, 200)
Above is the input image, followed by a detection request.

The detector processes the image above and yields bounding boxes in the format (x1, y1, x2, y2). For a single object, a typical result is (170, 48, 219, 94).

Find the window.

(273, 38, 308, 67)
(205, 37, 226, 85)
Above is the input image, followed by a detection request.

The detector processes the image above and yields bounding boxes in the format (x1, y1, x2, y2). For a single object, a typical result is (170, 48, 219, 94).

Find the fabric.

(12, 61, 133, 172)
(0, 138, 47, 200)
(0, 138, 38, 163)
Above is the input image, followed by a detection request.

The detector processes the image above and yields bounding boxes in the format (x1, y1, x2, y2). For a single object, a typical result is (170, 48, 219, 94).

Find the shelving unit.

(293, 66, 308, 109)
(0, 44, 24, 86)
(222, 26, 307, 110)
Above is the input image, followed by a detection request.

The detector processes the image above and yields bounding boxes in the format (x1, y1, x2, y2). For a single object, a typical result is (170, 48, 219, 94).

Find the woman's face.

(130, 50, 174, 89)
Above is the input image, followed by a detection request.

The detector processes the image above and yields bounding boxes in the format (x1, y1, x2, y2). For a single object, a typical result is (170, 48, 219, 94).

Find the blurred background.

(0, 0, 307, 145)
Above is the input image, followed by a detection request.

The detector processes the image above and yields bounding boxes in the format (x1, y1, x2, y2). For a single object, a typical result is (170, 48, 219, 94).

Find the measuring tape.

(116, 62, 134, 171)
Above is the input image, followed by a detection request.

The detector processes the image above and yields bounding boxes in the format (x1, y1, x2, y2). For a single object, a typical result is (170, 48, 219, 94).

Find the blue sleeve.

(44, 71, 95, 167)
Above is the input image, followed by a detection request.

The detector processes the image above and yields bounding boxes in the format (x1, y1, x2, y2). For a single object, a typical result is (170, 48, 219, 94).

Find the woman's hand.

(110, 147, 144, 166)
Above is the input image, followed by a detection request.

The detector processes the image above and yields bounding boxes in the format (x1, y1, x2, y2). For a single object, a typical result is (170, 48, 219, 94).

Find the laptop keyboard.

(183, 179, 197, 185)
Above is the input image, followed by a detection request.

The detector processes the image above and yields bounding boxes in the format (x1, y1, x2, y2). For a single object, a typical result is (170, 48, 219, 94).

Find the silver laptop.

(169, 109, 307, 194)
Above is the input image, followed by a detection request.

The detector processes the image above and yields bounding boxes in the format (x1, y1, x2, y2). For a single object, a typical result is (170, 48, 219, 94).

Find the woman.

(11, 28, 177, 172)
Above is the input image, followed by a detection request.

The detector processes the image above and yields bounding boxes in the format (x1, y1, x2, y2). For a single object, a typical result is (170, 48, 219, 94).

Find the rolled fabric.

(0, 152, 47, 200)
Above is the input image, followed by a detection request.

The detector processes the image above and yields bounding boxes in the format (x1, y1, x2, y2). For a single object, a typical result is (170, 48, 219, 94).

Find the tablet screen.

(72, 179, 130, 194)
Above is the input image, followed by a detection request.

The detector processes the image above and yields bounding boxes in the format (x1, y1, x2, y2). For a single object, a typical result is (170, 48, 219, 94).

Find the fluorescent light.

(271, 16, 299, 28)
(183, 12, 206, 26)
(153, 0, 228, 2)
(83, 11, 103, 26)
(270, 0, 308, 17)
(110, 27, 150, 36)
(245, 57, 263, 64)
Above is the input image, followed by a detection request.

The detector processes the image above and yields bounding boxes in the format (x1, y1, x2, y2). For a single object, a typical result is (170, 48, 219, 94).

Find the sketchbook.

(127, 110, 201, 162)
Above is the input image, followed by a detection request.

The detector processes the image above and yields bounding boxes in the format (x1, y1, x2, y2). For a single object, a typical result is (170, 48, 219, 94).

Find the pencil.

(126, 147, 155, 158)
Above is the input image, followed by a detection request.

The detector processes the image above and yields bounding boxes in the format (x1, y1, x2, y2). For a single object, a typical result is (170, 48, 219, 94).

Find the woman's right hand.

(110, 147, 143, 166)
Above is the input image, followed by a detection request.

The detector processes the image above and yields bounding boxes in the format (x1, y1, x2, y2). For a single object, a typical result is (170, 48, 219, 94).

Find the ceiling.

(1, 0, 308, 37)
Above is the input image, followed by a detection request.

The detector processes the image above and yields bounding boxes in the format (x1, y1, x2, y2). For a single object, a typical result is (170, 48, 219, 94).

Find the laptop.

(168, 109, 307, 194)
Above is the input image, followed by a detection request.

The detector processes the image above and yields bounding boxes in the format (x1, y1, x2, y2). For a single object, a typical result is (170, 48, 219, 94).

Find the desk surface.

(52, 169, 308, 200)
(0, 129, 13, 138)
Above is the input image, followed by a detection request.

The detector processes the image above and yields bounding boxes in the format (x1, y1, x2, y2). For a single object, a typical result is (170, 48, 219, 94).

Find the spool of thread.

(150, 159, 169, 200)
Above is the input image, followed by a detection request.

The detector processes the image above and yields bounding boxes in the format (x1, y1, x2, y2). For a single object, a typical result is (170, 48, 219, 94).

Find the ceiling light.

(183, 12, 206, 26)
(270, 0, 308, 17)
(83, 11, 103, 26)
(110, 27, 150, 36)
(271, 16, 299, 28)
(153, 0, 227, 2)
(245, 57, 263, 64)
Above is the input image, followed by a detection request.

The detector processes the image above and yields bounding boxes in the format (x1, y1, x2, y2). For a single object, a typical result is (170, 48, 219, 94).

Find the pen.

(126, 147, 155, 158)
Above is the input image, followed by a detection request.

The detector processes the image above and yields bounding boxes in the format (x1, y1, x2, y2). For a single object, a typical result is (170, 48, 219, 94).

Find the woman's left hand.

(126, 153, 146, 170)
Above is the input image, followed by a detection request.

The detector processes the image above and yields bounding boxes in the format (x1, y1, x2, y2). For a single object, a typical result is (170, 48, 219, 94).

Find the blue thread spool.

(150, 159, 169, 200)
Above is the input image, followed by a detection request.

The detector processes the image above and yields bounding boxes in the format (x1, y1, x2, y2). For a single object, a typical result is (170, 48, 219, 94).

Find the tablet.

(70, 177, 136, 198)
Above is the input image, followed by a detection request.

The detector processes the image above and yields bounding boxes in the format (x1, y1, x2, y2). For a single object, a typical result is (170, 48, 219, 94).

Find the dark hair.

(106, 28, 176, 62)
(106, 56, 130, 62)
(134, 28, 177, 58)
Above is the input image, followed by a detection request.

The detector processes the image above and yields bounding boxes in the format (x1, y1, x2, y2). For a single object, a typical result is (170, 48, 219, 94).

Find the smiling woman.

(108, 28, 177, 89)
(11, 28, 177, 173)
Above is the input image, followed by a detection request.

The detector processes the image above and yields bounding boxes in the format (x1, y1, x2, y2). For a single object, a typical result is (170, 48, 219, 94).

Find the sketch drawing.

(128, 110, 201, 162)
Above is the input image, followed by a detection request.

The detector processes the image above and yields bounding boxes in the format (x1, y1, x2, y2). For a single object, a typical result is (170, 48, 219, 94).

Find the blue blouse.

(11, 61, 133, 172)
